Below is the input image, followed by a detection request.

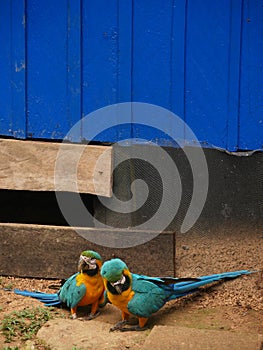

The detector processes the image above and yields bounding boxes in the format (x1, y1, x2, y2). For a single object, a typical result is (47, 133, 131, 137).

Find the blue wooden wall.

(0, 0, 262, 151)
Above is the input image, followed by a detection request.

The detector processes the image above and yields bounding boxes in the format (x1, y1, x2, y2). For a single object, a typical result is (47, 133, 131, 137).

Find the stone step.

(37, 318, 147, 350)
(141, 325, 263, 350)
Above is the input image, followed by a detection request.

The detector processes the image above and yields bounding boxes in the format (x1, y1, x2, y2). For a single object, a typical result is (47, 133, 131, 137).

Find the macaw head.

(101, 258, 131, 295)
(78, 250, 103, 274)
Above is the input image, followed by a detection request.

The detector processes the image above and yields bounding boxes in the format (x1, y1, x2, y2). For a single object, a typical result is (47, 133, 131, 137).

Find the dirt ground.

(0, 273, 262, 349)
(0, 224, 262, 349)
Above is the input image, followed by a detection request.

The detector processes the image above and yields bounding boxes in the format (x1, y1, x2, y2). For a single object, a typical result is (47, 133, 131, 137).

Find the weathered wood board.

(0, 223, 175, 278)
(0, 139, 113, 196)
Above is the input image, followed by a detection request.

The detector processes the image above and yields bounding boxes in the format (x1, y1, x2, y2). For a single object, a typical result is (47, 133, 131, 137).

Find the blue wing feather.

(14, 272, 87, 309)
(58, 273, 86, 308)
(127, 270, 253, 317)
(127, 274, 167, 318)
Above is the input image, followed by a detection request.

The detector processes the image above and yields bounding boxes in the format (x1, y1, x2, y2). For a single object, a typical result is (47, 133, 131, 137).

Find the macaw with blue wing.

(14, 250, 105, 319)
(101, 258, 253, 331)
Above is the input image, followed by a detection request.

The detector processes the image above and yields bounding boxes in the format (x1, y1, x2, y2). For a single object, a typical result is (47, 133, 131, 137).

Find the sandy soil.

(0, 272, 262, 349)
(0, 224, 262, 349)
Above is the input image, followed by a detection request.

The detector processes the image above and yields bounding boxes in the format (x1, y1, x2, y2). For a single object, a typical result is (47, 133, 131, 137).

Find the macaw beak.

(78, 258, 86, 272)
(78, 255, 97, 272)
(114, 284, 123, 295)
(110, 274, 126, 294)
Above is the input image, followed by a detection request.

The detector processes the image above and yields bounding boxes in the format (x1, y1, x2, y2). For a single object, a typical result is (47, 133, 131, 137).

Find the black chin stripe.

(107, 274, 131, 295)
(107, 282, 118, 295)
(85, 265, 99, 277)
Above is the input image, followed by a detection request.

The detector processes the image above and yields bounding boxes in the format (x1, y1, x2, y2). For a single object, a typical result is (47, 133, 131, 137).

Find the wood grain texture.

(0, 139, 113, 196)
(0, 223, 175, 279)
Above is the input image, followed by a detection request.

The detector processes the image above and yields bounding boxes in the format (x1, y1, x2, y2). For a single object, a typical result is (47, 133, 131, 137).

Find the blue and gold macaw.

(101, 258, 253, 331)
(14, 250, 105, 319)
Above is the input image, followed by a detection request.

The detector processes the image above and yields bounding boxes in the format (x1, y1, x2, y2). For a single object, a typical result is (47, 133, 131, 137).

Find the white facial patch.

(80, 255, 97, 269)
(111, 274, 126, 287)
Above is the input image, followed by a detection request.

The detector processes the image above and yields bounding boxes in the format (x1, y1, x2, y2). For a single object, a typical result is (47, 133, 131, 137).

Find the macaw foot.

(118, 325, 148, 332)
(109, 320, 128, 332)
(78, 311, 100, 321)
(87, 311, 100, 320)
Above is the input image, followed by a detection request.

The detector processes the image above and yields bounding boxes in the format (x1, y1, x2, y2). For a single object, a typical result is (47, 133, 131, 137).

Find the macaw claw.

(87, 311, 100, 320)
(78, 311, 100, 321)
(118, 325, 148, 332)
(110, 320, 148, 332)
(109, 320, 128, 332)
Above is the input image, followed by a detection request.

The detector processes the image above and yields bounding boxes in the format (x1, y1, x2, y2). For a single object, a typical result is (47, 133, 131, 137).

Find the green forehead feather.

(81, 250, 102, 261)
(101, 258, 128, 283)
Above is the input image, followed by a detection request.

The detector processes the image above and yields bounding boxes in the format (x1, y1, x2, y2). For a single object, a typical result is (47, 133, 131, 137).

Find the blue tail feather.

(168, 270, 252, 299)
(14, 289, 62, 307)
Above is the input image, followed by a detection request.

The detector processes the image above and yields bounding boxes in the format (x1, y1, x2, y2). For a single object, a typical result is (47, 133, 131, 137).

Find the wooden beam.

(0, 223, 175, 278)
(0, 139, 113, 196)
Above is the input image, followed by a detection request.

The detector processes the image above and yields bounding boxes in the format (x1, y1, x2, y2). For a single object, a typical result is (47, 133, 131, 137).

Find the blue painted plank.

(26, 0, 67, 139)
(0, 1, 13, 137)
(185, 0, 233, 148)
(81, 0, 132, 142)
(11, 0, 26, 138)
(171, 0, 187, 121)
(226, 0, 243, 151)
(26, 0, 81, 140)
(131, 0, 175, 142)
(82, 0, 119, 116)
(0, 0, 261, 151)
(238, 0, 263, 150)
(132, 0, 173, 109)
(0, 0, 26, 138)
(118, 0, 132, 103)
(66, 0, 82, 142)
(115, 0, 133, 142)
(170, 0, 187, 145)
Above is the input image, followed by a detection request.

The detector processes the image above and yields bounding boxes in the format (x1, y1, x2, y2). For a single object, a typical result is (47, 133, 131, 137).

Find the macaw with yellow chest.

(101, 258, 253, 331)
(14, 250, 105, 319)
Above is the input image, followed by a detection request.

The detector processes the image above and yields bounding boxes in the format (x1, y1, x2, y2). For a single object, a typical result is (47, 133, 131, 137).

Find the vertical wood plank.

(132, 0, 173, 109)
(118, 0, 132, 103)
(82, 0, 119, 114)
(81, 0, 121, 142)
(238, 0, 263, 150)
(131, 0, 175, 143)
(226, 0, 243, 151)
(0, 1, 13, 137)
(67, 0, 82, 142)
(171, 0, 187, 121)
(26, 0, 70, 139)
(170, 0, 187, 142)
(184, 0, 233, 148)
(11, 0, 26, 138)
